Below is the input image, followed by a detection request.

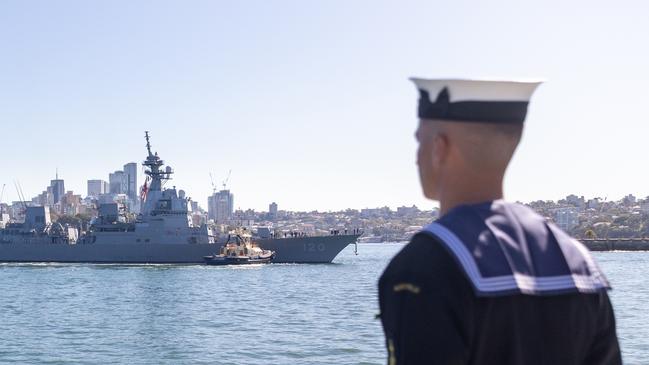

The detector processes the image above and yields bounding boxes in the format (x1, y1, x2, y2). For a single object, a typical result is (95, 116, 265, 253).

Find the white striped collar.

(422, 222, 610, 296)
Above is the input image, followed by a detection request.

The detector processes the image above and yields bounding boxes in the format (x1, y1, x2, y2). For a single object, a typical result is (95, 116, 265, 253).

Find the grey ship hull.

(0, 235, 359, 264)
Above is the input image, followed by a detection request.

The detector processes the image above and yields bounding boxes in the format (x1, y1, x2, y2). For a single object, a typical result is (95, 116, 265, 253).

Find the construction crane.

(222, 169, 232, 190)
(209, 172, 217, 194)
(13, 180, 27, 211)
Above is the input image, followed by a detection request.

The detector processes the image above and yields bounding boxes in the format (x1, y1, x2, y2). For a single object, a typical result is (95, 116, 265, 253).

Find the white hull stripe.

(422, 222, 609, 295)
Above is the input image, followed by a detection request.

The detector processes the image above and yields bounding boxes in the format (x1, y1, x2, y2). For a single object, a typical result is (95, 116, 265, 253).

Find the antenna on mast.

(145, 131, 153, 157)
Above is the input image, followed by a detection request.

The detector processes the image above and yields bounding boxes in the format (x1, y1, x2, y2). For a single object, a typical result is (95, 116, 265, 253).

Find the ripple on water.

(0, 246, 644, 364)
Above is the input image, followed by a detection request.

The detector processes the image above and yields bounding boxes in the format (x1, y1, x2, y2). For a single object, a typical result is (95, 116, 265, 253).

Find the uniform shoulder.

(381, 232, 461, 282)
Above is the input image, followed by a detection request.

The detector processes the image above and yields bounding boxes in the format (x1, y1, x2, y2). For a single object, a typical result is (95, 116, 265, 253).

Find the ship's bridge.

(149, 188, 189, 215)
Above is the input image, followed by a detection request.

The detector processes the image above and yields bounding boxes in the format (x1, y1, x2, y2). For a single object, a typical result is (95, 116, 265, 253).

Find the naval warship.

(0, 133, 359, 263)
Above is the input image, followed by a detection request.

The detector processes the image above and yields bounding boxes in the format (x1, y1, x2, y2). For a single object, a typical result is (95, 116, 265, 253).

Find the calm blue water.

(0, 244, 646, 364)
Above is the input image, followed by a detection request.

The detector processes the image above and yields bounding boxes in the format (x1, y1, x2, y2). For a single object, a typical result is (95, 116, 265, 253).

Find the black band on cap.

(418, 88, 529, 123)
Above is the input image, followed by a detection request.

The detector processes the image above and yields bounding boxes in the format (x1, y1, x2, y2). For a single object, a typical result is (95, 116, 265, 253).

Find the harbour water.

(0, 243, 646, 364)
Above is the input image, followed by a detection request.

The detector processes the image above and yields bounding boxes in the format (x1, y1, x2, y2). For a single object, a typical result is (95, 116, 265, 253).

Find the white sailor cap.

(410, 78, 543, 123)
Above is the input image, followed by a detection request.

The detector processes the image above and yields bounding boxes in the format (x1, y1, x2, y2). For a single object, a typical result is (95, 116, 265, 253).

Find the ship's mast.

(142, 131, 172, 193)
(145, 131, 153, 158)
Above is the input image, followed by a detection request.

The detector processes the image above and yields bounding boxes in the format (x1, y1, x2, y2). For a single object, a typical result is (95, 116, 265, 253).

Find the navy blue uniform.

(379, 201, 621, 365)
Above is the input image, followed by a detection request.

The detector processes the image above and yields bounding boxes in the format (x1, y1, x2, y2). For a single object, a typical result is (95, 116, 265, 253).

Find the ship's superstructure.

(89, 132, 215, 245)
(0, 132, 359, 263)
(0, 206, 78, 244)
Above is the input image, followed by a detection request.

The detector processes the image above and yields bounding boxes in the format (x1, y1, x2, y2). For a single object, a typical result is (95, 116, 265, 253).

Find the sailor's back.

(379, 201, 620, 364)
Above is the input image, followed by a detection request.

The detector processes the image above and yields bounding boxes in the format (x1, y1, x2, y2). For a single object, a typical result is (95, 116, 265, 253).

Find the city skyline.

(2, 1, 649, 211)
(2, 160, 644, 214)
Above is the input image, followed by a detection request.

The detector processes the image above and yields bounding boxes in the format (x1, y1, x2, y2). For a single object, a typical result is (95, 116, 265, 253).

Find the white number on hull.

(303, 243, 326, 252)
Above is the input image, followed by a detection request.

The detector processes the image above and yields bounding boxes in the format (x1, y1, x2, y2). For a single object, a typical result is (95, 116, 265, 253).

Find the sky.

(1, 0, 648, 212)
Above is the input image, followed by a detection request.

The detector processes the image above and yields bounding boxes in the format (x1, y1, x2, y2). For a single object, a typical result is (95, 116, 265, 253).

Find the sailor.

(378, 78, 621, 364)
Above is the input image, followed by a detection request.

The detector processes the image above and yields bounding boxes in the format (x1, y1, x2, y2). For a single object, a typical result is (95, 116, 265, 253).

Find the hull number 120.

(304, 243, 326, 252)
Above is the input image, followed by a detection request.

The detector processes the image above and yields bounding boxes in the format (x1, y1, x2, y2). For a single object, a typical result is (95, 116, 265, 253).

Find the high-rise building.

(0, 203, 9, 229)
(123, 162, 138, 201)
(554, 208, 579, 232)
(269, 202, 278, 219)
(61, 191, 82, 215)
(108, 171, 126, 194)
(208, 190, 234, 223)
(50, 178, 65, 204)
(207, 195, 215, 220)
(190, 201, 200, 212)
(87, 179, 108, 197)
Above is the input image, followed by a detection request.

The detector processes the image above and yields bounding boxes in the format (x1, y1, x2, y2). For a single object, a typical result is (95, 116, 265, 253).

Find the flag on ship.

(140, 176, 150, 202)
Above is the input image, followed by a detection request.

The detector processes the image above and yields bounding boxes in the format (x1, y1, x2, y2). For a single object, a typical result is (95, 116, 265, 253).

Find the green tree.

(584, 229, 596, 239)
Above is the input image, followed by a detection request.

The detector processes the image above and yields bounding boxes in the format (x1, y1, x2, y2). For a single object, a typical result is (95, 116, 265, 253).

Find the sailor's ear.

(431, 132, 449, 167)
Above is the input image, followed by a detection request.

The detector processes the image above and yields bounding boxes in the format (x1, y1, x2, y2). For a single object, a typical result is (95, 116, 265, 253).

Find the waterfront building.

(208, 189, 234, 223)
(87, 179, 108, 197)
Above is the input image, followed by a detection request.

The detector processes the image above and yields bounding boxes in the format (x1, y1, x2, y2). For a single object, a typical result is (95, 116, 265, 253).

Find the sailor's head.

(410, 78, 542, 200)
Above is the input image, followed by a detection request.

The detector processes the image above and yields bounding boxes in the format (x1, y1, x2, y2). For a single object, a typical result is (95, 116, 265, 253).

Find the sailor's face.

(416, 120, 443, 199)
